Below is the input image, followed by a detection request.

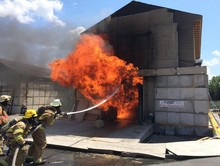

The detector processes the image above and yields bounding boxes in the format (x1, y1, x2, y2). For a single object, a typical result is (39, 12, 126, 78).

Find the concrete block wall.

(108, 9, 179, 69)
(150, 23, 179, 68)
(154, 74, 210, 136)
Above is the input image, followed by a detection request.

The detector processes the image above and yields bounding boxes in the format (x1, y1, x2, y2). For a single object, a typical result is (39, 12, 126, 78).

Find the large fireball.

(49, 34, 142, 119)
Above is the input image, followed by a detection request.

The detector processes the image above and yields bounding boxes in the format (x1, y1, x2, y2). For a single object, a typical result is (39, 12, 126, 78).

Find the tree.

(209, 76, 220, 101)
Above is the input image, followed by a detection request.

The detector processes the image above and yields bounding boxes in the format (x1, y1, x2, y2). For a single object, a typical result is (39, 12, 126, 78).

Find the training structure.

(84, 1, 210, 136)
(0, 58, 74, 114)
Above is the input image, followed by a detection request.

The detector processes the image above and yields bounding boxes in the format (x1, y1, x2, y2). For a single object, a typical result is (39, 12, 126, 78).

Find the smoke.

(0, 18, 85, 68)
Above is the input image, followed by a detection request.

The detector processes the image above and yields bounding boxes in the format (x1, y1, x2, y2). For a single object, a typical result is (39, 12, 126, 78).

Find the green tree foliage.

(209, 76, 220, 101)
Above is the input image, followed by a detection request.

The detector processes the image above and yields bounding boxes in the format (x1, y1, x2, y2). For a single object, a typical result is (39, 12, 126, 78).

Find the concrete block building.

(85, 1, 210, 136)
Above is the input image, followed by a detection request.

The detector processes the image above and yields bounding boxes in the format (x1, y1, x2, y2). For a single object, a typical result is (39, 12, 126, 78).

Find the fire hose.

(65, 87, 120, 116)
(12, 87, 119, 165)
(12, 147, 19, 166)
(12, 124, 43, 166)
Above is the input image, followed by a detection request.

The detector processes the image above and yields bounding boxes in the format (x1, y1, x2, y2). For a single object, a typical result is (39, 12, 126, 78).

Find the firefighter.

(26, 99, 62, 165)
(0, 95, 10, 156)
(0, 95, 11, 114)
(0, 109, 38, 166)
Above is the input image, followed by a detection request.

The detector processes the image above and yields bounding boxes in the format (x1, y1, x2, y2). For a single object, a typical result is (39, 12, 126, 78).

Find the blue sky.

(0, 0, 219, 79)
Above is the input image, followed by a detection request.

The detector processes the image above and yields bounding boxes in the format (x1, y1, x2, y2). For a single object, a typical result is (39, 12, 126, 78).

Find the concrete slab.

(24, 117, 165, 158)
(8, 114, 220, 159)
(75, 140, 165, 158)
(166, 139, 220, 157)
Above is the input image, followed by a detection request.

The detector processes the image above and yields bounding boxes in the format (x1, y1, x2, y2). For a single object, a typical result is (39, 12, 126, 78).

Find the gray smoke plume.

(0, 18, 85, 68)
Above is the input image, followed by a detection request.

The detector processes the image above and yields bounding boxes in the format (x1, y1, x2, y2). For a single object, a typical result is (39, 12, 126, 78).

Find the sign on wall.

(160, 100, 184, 108)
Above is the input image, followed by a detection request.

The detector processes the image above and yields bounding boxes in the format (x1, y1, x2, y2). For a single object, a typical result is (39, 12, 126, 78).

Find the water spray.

(65, 87, 120, 116)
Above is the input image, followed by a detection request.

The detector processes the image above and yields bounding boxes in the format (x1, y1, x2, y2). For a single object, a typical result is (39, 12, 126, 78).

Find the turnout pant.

(0, 144, 28, 166)
(27, 126, 47, 162)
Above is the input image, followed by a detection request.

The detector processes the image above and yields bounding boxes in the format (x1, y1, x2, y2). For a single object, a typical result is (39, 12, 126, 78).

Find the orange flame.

(49, 34, 143, 120)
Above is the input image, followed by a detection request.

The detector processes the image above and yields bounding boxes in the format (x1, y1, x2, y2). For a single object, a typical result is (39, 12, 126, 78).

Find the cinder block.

(194, 74, 208, 88)
(181, 100, 194, 113)
(167, 112, 180, 125)
(176, 126, 194, 135)
(194, 127, 212, 137)
(95, 120, 104, 128)
(165, 126, 176, 136)
(194, 88, 209, 100)
(180, 113, 194, 126)
(194, 101, 209, 114)
(155, 88, 167, 99)
(180, 88, 194, 100)
(194, 114, 208, 127)
(156, 59, 178, 68)
(156, 76, 167, 87)
(154, 124, 166, 135)
(167, 76, 180, 87)
(180, 75, 193, 87)
(155, 111, 168, 124)
(118, 12, 149, 33)
(149, 8, 173, 25)
(167, 88, 180, 99)
(152, 24, 178, 68)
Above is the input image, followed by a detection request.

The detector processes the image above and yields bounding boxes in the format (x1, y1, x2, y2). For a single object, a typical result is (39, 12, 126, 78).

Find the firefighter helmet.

(0, 95, 11, 102)
(23, 109, 38, 119)
(50, 99, 62, 107)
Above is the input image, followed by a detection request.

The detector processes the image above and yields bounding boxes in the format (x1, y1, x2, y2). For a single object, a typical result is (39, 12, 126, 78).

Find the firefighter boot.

(32, 158, 45, 165)
(24, 156, 34, 163)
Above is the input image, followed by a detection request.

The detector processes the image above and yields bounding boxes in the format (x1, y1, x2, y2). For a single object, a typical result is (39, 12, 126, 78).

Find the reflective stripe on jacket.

(5, 121, 31, 145)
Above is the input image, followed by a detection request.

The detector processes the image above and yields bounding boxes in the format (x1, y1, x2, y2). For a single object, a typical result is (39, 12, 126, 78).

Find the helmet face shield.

(50, 99, 62, 107)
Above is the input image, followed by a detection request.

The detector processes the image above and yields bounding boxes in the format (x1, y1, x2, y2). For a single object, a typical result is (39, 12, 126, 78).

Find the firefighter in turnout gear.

(0, 95, 10, 156)
(0, 95, 11, 114)
(0, 109, 38, 166)
(26, 99, 62, 165)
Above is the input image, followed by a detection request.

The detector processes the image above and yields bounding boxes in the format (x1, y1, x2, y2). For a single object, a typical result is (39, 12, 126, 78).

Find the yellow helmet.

(23, 109, 38, 119)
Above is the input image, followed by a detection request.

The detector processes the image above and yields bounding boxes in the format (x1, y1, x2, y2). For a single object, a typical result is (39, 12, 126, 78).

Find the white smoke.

(0, 18, 85, 68)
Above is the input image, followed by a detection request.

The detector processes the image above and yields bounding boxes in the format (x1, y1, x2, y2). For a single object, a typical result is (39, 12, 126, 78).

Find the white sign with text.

(160, 100, 184, 108)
